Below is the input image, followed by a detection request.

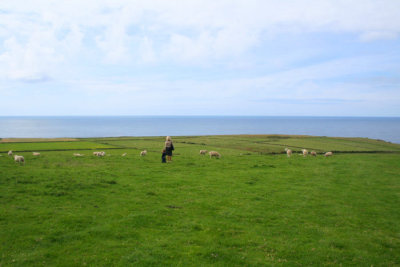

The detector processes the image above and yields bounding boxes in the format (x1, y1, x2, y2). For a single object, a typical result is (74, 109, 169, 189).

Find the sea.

(0, 116, 399, 144)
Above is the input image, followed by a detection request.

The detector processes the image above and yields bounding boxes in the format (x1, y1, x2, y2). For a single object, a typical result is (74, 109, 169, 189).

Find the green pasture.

(0, 135, 399, 266)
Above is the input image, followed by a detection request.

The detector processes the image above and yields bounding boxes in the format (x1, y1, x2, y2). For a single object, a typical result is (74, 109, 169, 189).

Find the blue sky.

(0, 0, 399, 116)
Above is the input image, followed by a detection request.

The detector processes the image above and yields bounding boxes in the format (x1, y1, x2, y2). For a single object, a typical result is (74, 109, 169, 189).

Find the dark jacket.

(165, 142, 174, 156)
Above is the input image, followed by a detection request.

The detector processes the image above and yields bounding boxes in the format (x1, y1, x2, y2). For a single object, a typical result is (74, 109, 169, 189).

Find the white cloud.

(138, 37, 156, 63)
(0, 34, 60, 81)
(0, 0, 399, 116)
(1, 0, 399, 72)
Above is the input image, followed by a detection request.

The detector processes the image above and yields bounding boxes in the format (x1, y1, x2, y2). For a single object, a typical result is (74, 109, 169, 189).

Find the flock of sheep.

(7, 150, 40, 165)
(285, 148, 333, 157)
(5, 147, 332, 165)
(201, 148, 333, 158)
(5, 149, 150, 165)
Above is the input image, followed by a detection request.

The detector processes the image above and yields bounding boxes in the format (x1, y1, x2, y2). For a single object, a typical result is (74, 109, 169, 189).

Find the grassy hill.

(1, 135, 399, 266)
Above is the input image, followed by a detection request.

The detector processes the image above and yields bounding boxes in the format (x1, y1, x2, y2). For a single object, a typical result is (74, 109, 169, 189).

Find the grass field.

(1, 135, 399, 266)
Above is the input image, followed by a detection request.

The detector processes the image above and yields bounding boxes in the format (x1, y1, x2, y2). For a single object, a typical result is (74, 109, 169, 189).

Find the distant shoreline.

(1, 134, 400, 146)
(1, 116, 400, 144)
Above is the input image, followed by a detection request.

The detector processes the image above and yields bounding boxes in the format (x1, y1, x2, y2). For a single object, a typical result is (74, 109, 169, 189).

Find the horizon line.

(1, 115, 399, 118)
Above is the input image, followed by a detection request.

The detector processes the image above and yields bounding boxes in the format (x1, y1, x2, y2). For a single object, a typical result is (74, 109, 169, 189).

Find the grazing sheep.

(302, 149, 308, 157)
(310, 151, 317, 156)
(199, 150, 208, 155)
(93, 151, 105, 157)
(140, 150, 147, 156)
(209, 151, 221, 158)
(14, 155, 25, 165)
(324, 152, 333, 157)
(8, 150, 12, 156)
(73, 153, 84, 157)
(32, 152, 40, 156)
(121, 153, 127, 157)
(284, 148, 292, 157)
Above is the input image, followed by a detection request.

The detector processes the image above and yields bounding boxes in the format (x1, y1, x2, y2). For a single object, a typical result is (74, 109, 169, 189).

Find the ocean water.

(0, 116, 399, 144)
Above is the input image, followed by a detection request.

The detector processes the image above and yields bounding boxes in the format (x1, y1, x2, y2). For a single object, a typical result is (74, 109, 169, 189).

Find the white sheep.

(284, 148, 292, 157)
(14, 155, 25, 165)
(140, 150, 147, 156)
(8, 150, 13, 156)
(121, 153, 127, 157)
(93, 151, 105, 157)
(199, 150, 208, 155)
(73, 153, 84, 157)
(209, 151, 221, 158)
(302, 149, 308, 157)
(32, 152, 40, 156)
(324, 152, 333, 157)
(310, 151, 317, 156)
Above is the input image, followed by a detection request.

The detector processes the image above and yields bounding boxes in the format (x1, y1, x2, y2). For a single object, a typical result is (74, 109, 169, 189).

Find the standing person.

(164, 136, 174, 162)
(161, 149, 167, 163)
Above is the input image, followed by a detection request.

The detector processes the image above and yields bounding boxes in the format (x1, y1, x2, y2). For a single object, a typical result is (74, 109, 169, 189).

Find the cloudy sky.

(1, 0, 399, 116)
